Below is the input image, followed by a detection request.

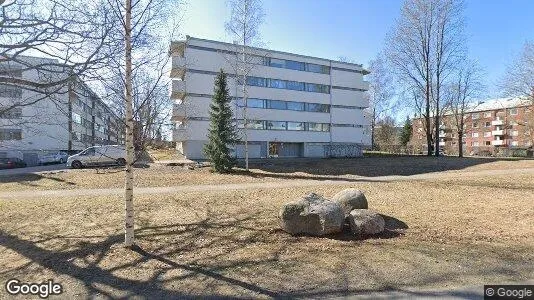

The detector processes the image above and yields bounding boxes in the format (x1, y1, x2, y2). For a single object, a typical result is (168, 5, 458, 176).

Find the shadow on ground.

(237, 155, 532, 178)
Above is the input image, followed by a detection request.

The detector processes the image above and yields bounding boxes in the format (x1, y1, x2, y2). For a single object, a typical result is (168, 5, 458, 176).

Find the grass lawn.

(0, 156, 533, 298)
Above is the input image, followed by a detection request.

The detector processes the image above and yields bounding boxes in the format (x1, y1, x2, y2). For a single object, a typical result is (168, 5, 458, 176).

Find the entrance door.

(269, 142, 281, 157)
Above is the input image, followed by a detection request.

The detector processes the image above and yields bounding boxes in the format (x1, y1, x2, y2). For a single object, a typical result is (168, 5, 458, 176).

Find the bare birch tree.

(500, 41, 534, 101)
(446, 59, 483, 157)
(367, 53, 395, 150)
(225, 0, 265, 171)
(386, 0, 466, 156)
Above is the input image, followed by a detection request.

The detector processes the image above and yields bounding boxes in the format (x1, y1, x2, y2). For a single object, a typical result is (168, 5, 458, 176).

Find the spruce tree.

(204, 70, 239, 173)
(400, 116, 413, 147)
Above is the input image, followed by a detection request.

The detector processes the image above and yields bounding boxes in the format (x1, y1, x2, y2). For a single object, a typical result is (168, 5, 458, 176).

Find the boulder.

(279, 193, 344, 236)
(332, 188, 368, 217)
(348, 209, 385, 236)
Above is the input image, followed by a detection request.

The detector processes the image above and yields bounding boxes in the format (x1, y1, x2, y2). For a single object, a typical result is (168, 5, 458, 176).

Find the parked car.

(67, 145, 126, 169)
(0, 157, 27, 169)
(39, 151, 69, 165)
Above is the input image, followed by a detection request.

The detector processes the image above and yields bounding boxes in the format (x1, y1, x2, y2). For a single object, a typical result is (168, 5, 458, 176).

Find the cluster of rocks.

(279, 189, 385, 237)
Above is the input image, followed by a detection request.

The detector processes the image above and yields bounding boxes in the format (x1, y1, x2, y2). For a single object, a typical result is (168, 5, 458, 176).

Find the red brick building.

(410, 97, 534, 155)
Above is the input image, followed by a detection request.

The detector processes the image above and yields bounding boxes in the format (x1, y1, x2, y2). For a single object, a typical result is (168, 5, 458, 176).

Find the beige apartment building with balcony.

(411, 97, 534, 155)
(169, 36, 371, 159)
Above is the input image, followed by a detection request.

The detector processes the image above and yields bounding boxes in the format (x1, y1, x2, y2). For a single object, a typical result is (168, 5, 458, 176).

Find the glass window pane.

(246, 77, 265, 87)
(269, 58, 285, 68)
(307, 63, 330, 74)
(322, 123, 330, 131)
(269, 79, 286, 89)
(267, 100, 286, 110)
(266, 121, 286, 130)
(307, 103, 329, 112)
(247, 98, 264, 108)
(308, 122, 322, 131)
(286, 81, 305, 91)
(287, 101, 305, 111)
(286, 60, 305, 71)
(246, 120, 264, 130)
(287, 122, 304, 131)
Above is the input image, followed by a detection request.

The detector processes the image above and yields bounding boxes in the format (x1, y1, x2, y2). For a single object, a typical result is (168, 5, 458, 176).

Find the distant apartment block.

(411, 97, 534, 155)
(169, 36, 371, 159)
(0, 56, 123, 158)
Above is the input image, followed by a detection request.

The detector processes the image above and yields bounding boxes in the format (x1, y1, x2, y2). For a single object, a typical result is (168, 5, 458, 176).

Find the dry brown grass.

(1, 156, 534, 192)
(0, 172, 533, 298)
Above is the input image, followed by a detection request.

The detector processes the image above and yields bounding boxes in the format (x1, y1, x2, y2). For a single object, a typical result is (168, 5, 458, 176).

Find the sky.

(179, 0, 534, 100)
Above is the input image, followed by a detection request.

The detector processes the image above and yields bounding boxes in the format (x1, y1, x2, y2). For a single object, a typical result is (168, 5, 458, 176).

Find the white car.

(39, 151, 69, 165)
(67, 145, 127, 169)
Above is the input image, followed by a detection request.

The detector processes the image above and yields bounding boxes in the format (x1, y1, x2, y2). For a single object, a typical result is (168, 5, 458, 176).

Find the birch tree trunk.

(124, 0, 135, 247)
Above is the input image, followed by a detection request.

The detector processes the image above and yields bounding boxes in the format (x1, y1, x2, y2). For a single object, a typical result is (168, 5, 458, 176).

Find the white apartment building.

(169, 36, 371, 159)
(0, 56, 123, 164)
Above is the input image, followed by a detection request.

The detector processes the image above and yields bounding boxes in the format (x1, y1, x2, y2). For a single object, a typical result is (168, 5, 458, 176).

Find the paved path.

(1, 167, 534, 200)
(0, 163, 67, 176)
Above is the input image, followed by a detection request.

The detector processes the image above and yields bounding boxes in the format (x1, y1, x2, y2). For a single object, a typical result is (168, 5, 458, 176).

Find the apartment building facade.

(169, 36, 371, 159)
(410, 97, 534, 155)
(0, 56, 123, 161)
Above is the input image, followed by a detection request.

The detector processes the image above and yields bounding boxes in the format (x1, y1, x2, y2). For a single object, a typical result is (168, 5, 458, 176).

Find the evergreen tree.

(400, 116, 413, 147)
(204, 70, 239, 173)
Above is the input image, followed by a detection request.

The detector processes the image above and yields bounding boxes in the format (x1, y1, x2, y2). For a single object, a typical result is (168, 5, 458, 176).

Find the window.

(0, 107, 22, 119)
(0, 68, 23, 77)
(0, 85, 22, 98)
(306, 63, 330, 74)
(306, 103, 330, 112)
(484, 132, 491, 137)
(510, 108, 518, 115)
(285, 60, 305, 71)
(287, 122, 305, 131)
(246, 77, 266, 87)
(509, 120, 518, 126)
(472, 141, 479, 147)
(246, 120, 265, 130)
(483, 112, 492, 118)
(266, 121, 286, 130)
(463, 133, 467, 138)
(484, 121, 491, 127)
(511, 130, 518, 136)
(286, 101, 305, 111)
(71, 132, 79, 141)
(72, 113, 82, 124)
(485, 141, 491, 146)
(472, 122, 479, 128)
(308, 122, 329, 132)
(247, 98, 264, 108)
(286, 81, 305, 91)
(269, 58, 285, 68)
(306, 83, 330, 93)
(268, 79, 286, 89)
(472, 132, 479, 138)
(0, 128, 22, 140)
(267, 100, 286, 110)
(472, 113, 479, 119)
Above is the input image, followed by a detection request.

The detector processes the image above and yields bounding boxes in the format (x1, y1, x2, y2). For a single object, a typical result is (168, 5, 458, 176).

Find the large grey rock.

(348, 209, 385, 236)
(279, 193, 344, 236)
(332, 188, 368, 217)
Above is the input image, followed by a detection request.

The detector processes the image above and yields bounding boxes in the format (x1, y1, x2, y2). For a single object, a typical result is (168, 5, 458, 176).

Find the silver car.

(67, 145, 126, 168)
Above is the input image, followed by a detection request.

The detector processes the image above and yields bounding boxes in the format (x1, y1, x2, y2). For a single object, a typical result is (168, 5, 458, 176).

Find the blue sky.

(180, 0, 533, 99)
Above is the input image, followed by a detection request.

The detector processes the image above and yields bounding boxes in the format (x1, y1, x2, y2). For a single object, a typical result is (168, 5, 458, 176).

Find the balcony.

(170, 56, 186, 79)
(169, 41, 186, 57)
(171, 104, 186, 121)
(171, 80, 186, 100)
(173, 126, 188, 141)
(439, 131, 447, 138)
(491, 119, 504, 126)
(491, 130, 504, 136)
(439, 141, 446, 146)
(491, 140, 505, 146)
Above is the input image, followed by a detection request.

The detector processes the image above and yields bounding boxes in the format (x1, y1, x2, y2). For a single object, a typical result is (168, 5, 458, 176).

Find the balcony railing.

(171, 80, 186, 100)
(173, 126, 187, 141)
(491, 139, 505, 146)
(169, 41, 186, 57)
(439, 132, 447, 138)
(439, 141, 446, 146)
(491, 130, 504, 136)
(491, 119, 504, 126)
(170, 56, 186, 79)
(171, 104, 186, 121)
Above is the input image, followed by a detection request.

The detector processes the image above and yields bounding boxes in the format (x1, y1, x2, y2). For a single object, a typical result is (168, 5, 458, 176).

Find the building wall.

(410, 100, 534, 155)
(0, 56, 123, 155)
(170, 36, 371, 159)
